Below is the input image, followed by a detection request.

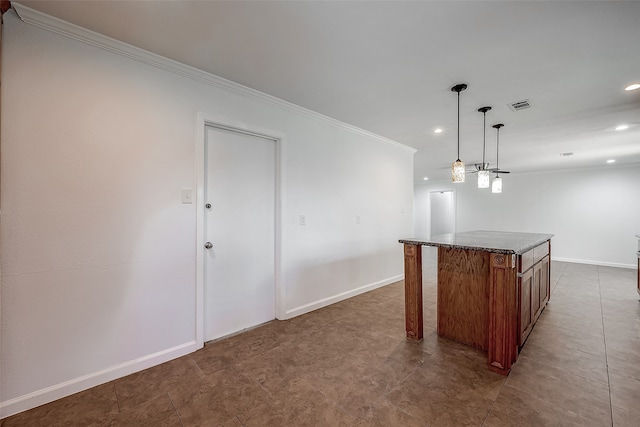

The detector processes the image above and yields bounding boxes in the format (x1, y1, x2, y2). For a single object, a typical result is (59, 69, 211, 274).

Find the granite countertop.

(399, 230, 554, 255)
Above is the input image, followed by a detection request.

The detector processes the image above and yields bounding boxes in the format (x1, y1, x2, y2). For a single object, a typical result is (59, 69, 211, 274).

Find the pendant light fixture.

(492, 123, 504, 193)
(451, 84, 468, 183)
(477, 106, 492, 188)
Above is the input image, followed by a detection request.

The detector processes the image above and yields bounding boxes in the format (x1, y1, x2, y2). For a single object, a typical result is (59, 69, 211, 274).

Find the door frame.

(195, 112, 285, 348)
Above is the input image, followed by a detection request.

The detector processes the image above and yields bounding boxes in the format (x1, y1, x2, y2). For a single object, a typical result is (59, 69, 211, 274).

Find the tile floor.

(3, 248, 639, 426)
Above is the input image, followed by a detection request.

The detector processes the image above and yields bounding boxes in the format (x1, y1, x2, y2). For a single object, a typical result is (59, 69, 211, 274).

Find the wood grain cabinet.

(518, 267, 533, 345)
(518, 242, 550, 346)
(401, 231, 554, 375)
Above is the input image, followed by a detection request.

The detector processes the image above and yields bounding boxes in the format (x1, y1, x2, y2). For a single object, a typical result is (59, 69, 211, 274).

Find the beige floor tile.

(418, 352, 506, 401)
(237, 378, 354, 426)
(110, 394, 182, 427)
(607, 356, 640, 382)
(1, 383, 118, 427)
(517, 340, 609, 384)
(385, 367, 494, 426)
(302, 355, 401, 419)
(239, 342, 316, 395)
(525, 321, 606, 358)
(115, 357, 205, 410)
(608, 369, 640, 414)
(168, 363, 271, 426)
(505, 359, 611, 425)
(485, 384, 607, 427)
(352, 399, 427, 426)
(612, 406, 640, 427)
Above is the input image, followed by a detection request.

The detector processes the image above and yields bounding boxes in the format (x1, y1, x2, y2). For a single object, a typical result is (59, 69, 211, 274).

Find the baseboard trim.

(283, 275, 404, 319)
(552, 257, 635, 270)
(0, 341, 199, 419)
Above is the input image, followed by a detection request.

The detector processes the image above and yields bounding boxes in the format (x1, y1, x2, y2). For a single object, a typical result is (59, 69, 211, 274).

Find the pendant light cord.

(482, 112, 486, 166)
(491, 123, 504, 179)
(495, 127, 500, 178)
(457, 90, 461, 161)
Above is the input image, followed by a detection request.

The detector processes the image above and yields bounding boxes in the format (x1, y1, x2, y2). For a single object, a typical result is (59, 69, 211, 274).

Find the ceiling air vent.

(508, 99, 531, 112)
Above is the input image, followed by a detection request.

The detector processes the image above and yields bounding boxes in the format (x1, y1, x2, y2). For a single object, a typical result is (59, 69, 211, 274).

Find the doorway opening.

(429, 190, 456, 237)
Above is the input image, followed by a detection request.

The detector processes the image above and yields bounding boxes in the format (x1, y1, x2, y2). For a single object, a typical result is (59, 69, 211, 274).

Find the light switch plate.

(181, 188, 193, 204)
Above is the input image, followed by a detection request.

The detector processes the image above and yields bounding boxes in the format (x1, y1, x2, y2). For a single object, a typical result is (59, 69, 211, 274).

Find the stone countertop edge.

(399, 231, 554, 255)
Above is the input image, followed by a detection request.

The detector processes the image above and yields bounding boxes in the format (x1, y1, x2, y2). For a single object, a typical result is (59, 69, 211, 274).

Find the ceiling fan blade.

(492, 170, 511, 174)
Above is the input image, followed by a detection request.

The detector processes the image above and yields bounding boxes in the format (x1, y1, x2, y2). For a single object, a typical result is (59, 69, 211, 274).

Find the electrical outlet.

(356, 213, 361, 224)
(300, 214, 306, 226)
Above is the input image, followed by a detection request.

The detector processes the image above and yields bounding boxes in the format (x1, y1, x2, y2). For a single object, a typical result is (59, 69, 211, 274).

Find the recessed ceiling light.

(615, 124, 629, 131)
(625, 83, 640, 91)
(607, 159, 616, 164)
(423, 177, 429, 181)
(433, 128, 443, 134)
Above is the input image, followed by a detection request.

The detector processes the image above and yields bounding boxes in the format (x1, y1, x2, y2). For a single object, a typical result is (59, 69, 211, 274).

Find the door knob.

(204, 242, 213, 249)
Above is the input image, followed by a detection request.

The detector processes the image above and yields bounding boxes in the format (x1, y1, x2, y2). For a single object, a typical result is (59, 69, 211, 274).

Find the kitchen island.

(399, 230, 553, 375)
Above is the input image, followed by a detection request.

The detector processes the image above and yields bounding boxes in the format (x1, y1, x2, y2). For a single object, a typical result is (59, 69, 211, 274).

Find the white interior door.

(429, 190, 455, 237)
(204, 125, 276, 341)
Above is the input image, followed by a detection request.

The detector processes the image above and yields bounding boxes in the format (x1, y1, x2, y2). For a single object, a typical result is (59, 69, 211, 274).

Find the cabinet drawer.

(520, 249, 534, 273)
(534, 242, 550, 264)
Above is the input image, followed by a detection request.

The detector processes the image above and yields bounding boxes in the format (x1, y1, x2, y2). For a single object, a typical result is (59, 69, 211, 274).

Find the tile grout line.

(596, 266, 615, 427)
(301, 379, 357, 423)
(166, 392, 185, 427)
(479, 377, 509, 427)
(113, 381, 122, 413)
(370, 362, 424, 422)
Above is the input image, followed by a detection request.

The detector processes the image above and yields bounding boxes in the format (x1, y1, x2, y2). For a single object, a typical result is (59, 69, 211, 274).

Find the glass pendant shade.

(478, 170, 490, 188)
(452, 160, 465, 183)
(492, 176, 503, 193)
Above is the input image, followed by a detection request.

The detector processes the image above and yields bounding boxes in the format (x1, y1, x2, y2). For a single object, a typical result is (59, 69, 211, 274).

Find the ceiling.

(15, 1, 640, 182)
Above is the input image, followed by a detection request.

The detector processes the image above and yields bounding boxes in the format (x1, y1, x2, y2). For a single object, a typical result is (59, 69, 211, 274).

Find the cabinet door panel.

(532, 262, 542, 320)
(540, 255, 550, 307)
(518, 269, 533, 346)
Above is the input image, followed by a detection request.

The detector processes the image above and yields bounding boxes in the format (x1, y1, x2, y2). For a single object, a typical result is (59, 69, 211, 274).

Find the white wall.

(414, 165, 640, 268)
(0, 9, 414, 416)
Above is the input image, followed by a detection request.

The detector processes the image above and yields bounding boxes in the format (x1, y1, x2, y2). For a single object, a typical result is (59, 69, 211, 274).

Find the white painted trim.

(11, 3, 415, 155)
(284, 275, 404, 319)
(0, 341, 198, 419)
(195, 113, 286, 342)
(195, 113, 206, 348)
(551, 257, 635, 270)
(275, 133, 287, 321)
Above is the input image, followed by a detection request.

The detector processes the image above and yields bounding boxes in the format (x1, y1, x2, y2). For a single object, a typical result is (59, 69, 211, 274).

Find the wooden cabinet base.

(402, 238, 551, 376)
(403, 244, 423, 340)
(437, 248, 489, 351)
(487, 253, 518, 375)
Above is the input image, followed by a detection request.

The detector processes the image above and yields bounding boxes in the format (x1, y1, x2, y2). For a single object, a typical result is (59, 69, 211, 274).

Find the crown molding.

(11, 3, 416, 154)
